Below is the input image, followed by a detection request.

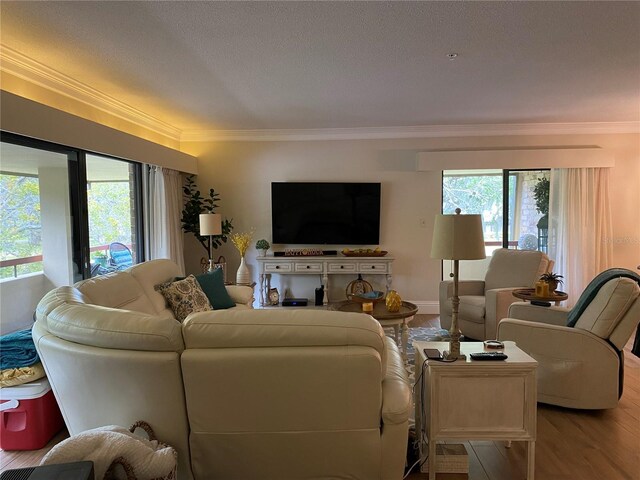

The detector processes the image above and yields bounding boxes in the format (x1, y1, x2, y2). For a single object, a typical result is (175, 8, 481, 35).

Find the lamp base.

(442, 350, 466, 361)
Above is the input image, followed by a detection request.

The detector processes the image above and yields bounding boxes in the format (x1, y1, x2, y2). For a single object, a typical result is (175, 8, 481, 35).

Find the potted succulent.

(540, 272, 564, 294)
(255, 239, 270, 257)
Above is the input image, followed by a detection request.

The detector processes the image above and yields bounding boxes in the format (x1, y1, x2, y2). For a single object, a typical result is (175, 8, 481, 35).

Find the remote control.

(470, 352, 508, 361)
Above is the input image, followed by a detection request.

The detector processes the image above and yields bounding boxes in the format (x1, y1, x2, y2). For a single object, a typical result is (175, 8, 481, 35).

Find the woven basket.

(104, 421, 177, 480)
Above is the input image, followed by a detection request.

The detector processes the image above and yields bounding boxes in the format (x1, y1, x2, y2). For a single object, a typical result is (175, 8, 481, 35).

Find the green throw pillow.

(195, 268, 236, 310)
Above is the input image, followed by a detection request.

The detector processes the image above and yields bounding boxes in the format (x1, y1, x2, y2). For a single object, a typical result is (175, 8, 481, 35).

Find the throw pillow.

(196, 268, 236, 310)
(155, 275, 212, 322)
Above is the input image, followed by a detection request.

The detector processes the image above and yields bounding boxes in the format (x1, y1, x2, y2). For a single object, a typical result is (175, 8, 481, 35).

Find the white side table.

(413, 341, 537, 480)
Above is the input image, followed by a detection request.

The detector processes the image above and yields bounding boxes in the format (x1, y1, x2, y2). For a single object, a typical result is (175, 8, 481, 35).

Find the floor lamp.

(199, 213, 222, 272)
(431, 208, 485, 360)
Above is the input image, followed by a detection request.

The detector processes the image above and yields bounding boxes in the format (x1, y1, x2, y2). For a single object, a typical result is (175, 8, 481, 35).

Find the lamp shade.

(199, 213, 222, 236)
(430, 210, 485, 260)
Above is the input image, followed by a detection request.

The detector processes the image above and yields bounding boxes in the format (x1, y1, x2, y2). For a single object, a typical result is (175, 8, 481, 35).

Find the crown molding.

(181, 121, 640, 142)
(0, 45, 182, 142)
(3, 46, 637, 145)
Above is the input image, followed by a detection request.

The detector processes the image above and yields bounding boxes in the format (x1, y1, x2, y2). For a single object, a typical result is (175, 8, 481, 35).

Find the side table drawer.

(264, 263, 293, 273)
(328, 263, 357, 273)
(359, 262, 388, 273)
(294, 263, 323, 273)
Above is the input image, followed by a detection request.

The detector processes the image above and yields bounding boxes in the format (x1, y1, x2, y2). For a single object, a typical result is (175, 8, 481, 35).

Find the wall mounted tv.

(271, 182, 381, 245)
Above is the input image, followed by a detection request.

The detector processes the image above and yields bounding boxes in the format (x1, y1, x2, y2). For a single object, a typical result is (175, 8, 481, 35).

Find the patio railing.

(0, 244, 127, 278)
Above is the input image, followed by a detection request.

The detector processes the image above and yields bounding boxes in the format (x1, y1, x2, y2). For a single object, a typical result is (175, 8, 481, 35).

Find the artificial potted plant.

(533, 177, 549, 230)
(540, 272, 564, 294)
(255, 239, 270, 257)
(181, 175, 234, 270)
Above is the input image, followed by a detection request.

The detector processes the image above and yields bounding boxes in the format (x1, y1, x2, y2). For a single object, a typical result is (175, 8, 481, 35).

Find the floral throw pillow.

(155, 275, 212, 322)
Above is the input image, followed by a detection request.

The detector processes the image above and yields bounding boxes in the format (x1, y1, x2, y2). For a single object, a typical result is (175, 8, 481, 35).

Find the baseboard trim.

(410, 301, 440, 315)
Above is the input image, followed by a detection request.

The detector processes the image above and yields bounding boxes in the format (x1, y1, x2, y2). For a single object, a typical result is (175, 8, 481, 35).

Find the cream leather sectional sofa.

(33, 259, 411, 480)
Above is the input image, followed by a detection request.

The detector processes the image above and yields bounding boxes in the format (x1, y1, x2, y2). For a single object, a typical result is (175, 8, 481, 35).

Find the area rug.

(383, 326, 450, 379)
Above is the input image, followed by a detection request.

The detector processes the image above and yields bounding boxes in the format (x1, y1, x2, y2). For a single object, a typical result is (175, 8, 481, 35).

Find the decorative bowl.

(348, 291, 386, 304)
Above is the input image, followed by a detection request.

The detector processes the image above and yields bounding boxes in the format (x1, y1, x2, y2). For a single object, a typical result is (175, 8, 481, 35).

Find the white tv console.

(256, 255, 394, 307)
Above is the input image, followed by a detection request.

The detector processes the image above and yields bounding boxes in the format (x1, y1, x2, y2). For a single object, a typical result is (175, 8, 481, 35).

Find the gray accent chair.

(439, 248, 551, 340)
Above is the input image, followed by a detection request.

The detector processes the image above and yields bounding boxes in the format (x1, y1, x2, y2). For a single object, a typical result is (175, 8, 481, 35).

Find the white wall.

(0, 91, 197, 173)
(0, 274, 52, 334)
(39, 166, 74, 287)
(184, 132, 640, 310)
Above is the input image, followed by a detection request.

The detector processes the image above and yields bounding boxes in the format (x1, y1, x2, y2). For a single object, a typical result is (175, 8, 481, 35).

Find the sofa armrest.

(507, 302, 569, 326)
(497, 318, 620, 408)
(226, 285, 255, 308)
(440, 280, 486, 298)
(381, 338, 411, 425)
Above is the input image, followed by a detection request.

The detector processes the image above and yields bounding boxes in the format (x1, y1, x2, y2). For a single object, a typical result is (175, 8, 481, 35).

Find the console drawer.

(294, 263, 323, 273)
(264, 263, 292, 273)
(328, 263, 357, 273)
(359, 262, 388, 273)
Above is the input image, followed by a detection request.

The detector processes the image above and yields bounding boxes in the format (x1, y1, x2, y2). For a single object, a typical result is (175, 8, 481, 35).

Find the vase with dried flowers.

(231, 231, 253, 284)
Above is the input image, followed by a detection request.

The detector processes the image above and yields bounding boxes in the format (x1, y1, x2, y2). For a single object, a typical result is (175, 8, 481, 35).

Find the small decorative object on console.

(268, 288, 279, 306)
(386, 289, 402, 312)
(255, 239, 270, 257)
(231, 231, 253, 285)
(284, 248, 323, 256)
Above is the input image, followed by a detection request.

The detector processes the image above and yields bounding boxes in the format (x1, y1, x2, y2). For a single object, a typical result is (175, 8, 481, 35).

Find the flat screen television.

(271, 182, 381, 245)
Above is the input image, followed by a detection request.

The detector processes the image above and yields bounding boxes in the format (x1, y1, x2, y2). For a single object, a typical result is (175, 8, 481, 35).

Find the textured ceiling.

(1, 1, 639, 132)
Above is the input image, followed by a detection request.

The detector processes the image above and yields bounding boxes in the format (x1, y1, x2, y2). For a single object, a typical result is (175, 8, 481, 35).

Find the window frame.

(0, 131, 145, 281)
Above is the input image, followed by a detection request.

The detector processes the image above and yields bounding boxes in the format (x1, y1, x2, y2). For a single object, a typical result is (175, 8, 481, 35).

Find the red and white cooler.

(0, 378, 64, 450)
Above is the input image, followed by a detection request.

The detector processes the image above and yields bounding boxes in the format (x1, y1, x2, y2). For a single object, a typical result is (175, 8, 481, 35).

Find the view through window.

(86, 154, 139, 277)
(442, 169, 550, 279)
(0, 142, 72, 281)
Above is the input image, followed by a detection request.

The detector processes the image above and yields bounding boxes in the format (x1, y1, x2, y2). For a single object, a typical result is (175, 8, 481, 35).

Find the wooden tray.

(342, 251, 388, 257)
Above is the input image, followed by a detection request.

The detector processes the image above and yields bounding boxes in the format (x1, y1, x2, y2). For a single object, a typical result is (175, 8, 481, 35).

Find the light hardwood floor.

(1, 315, 639, 479)
(406, 315, 640, 480)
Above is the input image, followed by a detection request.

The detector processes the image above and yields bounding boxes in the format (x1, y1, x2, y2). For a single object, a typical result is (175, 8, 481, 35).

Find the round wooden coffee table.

(333, 300, 418, 362)
(512, 288, 568, 306)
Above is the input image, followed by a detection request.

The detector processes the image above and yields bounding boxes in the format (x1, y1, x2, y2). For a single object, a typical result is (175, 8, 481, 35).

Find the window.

(86, 154, 141, 277)
(0, 132, 144, 283)
(0, 142, 73, 282)
(442, 169, 550, 279)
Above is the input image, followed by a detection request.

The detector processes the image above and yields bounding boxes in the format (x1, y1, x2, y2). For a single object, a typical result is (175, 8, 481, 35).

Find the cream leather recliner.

(32, 259, 411, 480)
(498, 271, 640, 409)
(439, 248, 551, 340)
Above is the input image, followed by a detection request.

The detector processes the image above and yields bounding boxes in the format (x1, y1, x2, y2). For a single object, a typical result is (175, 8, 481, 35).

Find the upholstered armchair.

(439, 248, 551, 340)
(498, 269, 640, 409)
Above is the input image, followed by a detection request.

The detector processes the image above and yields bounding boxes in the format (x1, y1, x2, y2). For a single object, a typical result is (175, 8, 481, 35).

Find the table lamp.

(431, 208, 485, 360)
(199, 213, 222, 272)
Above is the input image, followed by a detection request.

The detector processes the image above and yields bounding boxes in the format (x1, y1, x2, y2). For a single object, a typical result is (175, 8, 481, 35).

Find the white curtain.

(548, 168, 612, 305)
(147, 166, 185, 274)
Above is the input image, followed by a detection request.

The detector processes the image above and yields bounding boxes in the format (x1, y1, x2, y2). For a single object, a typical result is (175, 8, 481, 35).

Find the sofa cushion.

(128, 259, 182, 318)
(35, 287, 184, 352)
(177, 269, 236, 310)
(155, 275, 212, 322)
(574, 278, 639, 338)
(75, 271, 156, 315)
(183, 309, 387, 374)
(484, 248, 549, 292)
